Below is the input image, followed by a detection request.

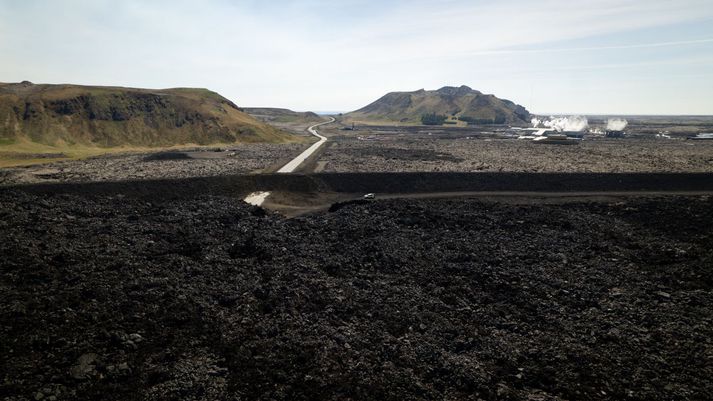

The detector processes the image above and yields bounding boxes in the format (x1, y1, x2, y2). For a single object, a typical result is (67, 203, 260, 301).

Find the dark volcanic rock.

(143, 152, 192, 161)
(1, 190, 712, 400)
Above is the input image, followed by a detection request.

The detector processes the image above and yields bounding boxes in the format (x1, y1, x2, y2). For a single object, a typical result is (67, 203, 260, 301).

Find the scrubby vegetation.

(458, 115, 507, 125)
(0, 82, 296, 164)
(421, 113, 448, 125)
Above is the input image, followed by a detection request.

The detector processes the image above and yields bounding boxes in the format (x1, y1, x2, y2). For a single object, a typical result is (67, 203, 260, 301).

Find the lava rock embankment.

(1, 191, 712, 400)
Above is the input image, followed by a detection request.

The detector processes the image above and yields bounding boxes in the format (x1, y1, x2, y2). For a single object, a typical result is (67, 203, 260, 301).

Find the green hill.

(344, 85, 531, 126)
(244, 107, 326, 124)
(0, 81, 296, 152)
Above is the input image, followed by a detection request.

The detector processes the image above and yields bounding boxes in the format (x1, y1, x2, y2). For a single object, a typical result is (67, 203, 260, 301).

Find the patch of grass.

(3, 82, 300, 148)
(0, 138, 15, 145)
(0, 157, 71, 168)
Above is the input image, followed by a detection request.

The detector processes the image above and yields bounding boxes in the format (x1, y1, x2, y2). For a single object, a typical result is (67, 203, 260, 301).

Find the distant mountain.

(344, 85, 531, 125)
(244, 107, 326, 124)
(0, 81, 295, 148)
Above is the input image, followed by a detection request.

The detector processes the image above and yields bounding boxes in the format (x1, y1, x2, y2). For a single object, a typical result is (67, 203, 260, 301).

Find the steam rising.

(532, 116, 589, 132)
(606, 118, 628, 131)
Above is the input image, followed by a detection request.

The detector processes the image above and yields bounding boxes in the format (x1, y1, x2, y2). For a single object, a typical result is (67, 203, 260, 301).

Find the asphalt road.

(277, 117, 333, 173)
(244, 117, 334, 206)
(268, 190, 713, 217)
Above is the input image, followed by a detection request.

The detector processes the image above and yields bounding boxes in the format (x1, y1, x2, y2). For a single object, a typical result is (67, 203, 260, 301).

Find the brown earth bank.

(1, 190, 712, 400)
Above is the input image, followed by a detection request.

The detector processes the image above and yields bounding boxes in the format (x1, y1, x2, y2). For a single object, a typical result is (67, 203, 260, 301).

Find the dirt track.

(1, 187, 712, 400)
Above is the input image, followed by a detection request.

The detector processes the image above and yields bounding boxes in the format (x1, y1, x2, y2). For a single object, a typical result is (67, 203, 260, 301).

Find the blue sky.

(1, 0, 712, 114)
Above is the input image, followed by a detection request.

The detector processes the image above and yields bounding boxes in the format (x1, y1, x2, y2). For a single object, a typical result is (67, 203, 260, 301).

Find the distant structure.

(562, 131, 585, 138)
(690, 133, 713, 140)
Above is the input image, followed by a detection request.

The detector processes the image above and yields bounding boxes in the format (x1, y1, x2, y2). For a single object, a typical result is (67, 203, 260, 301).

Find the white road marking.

(244, 191, 272, 206)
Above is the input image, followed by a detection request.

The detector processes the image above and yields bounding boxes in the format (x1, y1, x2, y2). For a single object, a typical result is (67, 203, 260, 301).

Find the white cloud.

(1, 0, 712, 113)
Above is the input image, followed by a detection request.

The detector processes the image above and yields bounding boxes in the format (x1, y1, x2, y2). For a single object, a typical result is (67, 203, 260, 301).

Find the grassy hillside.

(244, 107, 326, 124)
(344, 85, 530, 126)
(0, 82, 298, 165)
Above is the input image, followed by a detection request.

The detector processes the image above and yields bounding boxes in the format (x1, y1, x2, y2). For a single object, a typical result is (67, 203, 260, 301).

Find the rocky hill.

(344, 85, 530, 125)
(0, 81, 295, 148)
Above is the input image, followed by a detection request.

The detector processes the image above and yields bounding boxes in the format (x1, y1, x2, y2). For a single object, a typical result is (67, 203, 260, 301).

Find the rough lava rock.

(1, 190, 712, 400)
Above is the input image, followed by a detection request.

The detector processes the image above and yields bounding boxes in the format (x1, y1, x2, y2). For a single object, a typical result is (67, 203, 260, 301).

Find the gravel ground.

(1, 190, 711, 400)
(0, 143, 309, 185)
(317, 137, 713, 173)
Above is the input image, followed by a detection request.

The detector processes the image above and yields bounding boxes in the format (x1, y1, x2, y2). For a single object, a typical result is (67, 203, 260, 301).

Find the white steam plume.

(541, 115, 589, 132)
(606, 118, 628, 131)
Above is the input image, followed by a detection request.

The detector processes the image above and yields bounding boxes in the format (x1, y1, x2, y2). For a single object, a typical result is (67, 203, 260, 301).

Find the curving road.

(244, 117, 334, 206)
(276, 117, 333, 173)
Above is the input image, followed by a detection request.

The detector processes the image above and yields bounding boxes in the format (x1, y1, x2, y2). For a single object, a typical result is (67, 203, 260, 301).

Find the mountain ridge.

(344, 85, 530, 125)
(0, 81, 295, 149)
(243, 107, 326, 124)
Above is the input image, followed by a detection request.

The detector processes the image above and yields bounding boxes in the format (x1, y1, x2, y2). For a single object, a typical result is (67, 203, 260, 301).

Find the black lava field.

(1, 188, 712, 400)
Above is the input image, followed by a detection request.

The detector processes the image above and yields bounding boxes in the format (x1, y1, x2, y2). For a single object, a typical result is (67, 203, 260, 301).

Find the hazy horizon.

(1, 0, 712, 115)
